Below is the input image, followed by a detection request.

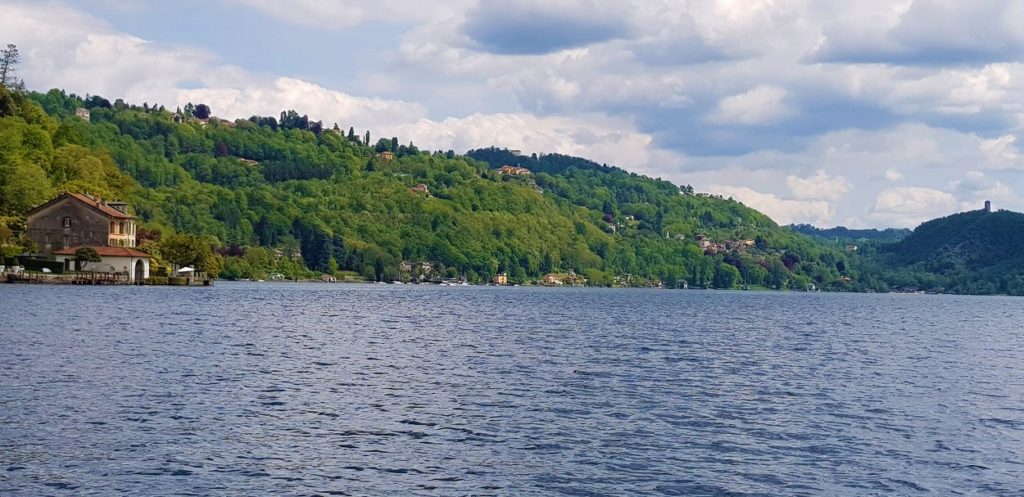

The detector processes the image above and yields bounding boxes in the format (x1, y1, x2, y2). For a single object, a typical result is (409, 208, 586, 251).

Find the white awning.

(177, 266, 195, 273)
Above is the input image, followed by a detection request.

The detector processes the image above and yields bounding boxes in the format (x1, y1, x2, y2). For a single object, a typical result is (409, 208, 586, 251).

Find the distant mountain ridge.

(788, 224, 911, 242)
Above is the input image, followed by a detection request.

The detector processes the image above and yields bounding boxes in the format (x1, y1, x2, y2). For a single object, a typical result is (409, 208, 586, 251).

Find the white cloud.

(179, 78, 427, 130)
(884, 169, 904, 181)
(786, 170, 852, 200)
(709, 185, 834, 226)
(709, 85, 794, 126)
(951, 171, 1017, 210)
(869, 187, 958, 227)
(225, 0, 472, 28)
(1, 1, 669, 171)
(392, 113, 677, 172)
(5, 0, 1024, 229)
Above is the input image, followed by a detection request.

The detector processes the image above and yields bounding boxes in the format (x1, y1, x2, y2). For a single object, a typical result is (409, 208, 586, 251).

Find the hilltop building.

(497, 165, 532, 176)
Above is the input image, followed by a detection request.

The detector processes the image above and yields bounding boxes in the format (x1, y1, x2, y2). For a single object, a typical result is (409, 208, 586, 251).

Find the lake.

(1, 283, 1022, 495)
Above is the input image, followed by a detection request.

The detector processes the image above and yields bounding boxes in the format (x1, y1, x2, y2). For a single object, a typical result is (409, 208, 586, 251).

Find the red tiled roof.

(66, 192, 134, 219)
(53, 245, 151, 258)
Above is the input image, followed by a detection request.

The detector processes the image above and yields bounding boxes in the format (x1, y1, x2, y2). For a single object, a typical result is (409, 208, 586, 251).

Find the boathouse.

(52, 246, 151, 283)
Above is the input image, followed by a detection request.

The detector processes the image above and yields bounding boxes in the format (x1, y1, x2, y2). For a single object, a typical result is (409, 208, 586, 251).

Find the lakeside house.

(492, 272, 508, 285)
(25, 192, 150, 282)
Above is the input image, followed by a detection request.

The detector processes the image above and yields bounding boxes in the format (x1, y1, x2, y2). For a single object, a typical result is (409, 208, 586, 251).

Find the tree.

(1, 44, 22, 89)
(75, 246, 101, 272)
(713, 262, 740, 289)
(160, 233, 220, 275)
(193, 103, 211, 120)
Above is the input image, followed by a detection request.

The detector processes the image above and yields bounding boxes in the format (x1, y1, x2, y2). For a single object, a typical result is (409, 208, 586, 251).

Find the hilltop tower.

(984, 200, 992, 213)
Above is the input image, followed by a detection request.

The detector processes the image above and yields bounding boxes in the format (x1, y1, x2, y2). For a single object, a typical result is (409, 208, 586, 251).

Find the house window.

(63, 235, 70, 247)
(110, 221, 116, 234)
(63, 217, 71, 228)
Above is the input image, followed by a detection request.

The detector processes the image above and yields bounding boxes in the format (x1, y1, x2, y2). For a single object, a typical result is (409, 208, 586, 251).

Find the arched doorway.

(134, 259, 145, 283)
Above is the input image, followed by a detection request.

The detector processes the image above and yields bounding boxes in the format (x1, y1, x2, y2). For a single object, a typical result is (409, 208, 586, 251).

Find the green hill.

(0, 84, 857, 289)
(788, 224, 911, 243)
(865, 208, 1024, 294)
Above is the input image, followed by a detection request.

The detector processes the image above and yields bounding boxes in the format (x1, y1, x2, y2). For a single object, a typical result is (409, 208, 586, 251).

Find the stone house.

(25, 192, 150, 281)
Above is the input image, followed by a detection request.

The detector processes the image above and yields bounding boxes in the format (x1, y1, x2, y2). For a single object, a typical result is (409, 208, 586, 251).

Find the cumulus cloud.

(884, 169, 904, 181)
(392, 113, 677, 171)
(5, 0, 1024, 228)
(709, 86, 794, 126)
(225, 0, 471, 28)
(786, 170, 852, 200)
(869, 187, 958, 228)
(813, 0, 1024, 64)
(461, 0, 632, 55)
(1, 1, 675, 174)
(951, 171, 1017, 210)
(710, 185, 834, 226)
(179, 78, 427, 131)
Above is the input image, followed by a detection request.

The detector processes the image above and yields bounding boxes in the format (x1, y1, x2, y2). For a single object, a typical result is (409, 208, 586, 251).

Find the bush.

(168, 277, 188, 286)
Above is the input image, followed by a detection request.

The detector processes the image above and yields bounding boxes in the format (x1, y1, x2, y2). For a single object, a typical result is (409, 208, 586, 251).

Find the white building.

(52, 246, 151, 283)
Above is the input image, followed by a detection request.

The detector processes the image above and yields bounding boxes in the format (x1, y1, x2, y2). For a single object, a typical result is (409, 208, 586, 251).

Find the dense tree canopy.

(854, 209, 1024, 295)
(0, 86, 867, 289)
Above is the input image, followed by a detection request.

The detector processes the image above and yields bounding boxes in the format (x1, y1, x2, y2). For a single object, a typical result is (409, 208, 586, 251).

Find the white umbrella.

(177, 266, 195, 273)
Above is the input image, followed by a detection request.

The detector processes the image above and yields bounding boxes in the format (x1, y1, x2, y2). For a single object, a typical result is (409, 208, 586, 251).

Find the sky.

(3, 0, 1024, 228)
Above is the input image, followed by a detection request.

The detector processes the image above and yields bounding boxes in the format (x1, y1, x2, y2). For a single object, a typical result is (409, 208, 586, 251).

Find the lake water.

(1, 283, 1022, 496)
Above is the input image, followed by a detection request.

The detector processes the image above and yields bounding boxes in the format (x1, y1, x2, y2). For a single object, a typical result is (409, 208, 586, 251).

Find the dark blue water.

(1, 283, 1022, 496)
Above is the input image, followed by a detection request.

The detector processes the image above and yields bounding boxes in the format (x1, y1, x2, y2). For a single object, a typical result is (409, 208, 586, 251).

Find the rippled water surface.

(2, 283, 1023, 495)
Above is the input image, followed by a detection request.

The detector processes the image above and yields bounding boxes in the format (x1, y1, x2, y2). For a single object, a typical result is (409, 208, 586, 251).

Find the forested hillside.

(788, 224, 911, 243)
(0, 84, 860, 289)
(861, 209, 1024, 295)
